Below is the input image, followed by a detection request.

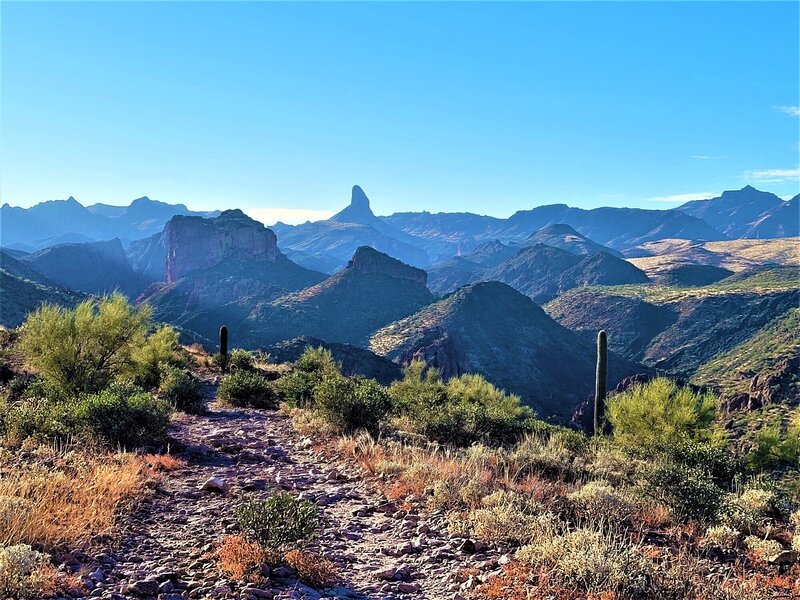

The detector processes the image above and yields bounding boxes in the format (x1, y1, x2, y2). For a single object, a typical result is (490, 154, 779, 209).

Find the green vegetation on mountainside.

(693, 308, 800, 398)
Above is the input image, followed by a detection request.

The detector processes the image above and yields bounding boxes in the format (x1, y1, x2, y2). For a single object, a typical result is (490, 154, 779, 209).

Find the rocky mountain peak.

(165, 212, 280, 283)
(329, 185, 377, 224)
(351, 185, 370, 210)
(346, 246, 428, 286)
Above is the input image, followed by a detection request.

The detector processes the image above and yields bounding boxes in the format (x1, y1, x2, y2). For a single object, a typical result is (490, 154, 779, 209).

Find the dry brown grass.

(0, 446, 157, 550)
(214, 534, 269, 583)
(141, 453, 186, 472)
(284, 549, 339, 588)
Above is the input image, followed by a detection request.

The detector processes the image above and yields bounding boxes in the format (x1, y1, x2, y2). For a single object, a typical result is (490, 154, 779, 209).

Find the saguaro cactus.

(593, 330, 608, 436)
(219, 325, 229, 372)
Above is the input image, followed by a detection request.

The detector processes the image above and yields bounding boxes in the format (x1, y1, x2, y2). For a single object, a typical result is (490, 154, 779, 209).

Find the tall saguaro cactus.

(594, 330, 608, 436)
(219, 325, 229, 372)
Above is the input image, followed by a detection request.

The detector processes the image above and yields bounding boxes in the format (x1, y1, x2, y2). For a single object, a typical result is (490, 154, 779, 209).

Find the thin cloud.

(745, 169, 800, 183)
(691, 155, 719, 160)
(246, 207, 334, 226)
(644, 191, 716, 204)
(775, 105, 800, 117)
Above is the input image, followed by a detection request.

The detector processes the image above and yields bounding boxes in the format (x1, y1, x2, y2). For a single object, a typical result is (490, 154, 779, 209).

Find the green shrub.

(607, 378, 718, 450)
(670, 439, 741, 486)
(275, 347, 341, 408)
(124, 325, 181, 388)
(3, 383, 170, 449)
(643, 461, 723, 523)
(314, 375, 392, 434)
(388, 362, 537, 446)
(295, 346, 339, 374)
(1, 395, 69, 446)
(218, 371, 277, 409)
(158, 366, 205, 414)
(748, 411, 800, 471)
(15, 294, 179, 397)
(236, 493, 319, 549)
(517, 527, 655, 596)
(228, 349, 255, 372)
(70, 384, 171, 449)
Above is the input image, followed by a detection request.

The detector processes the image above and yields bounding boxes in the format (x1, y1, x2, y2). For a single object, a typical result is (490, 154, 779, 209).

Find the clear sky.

(2, 1, 798, 223)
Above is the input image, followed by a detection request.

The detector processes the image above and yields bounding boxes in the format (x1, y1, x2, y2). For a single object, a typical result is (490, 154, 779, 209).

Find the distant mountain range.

(2, 185, 795, 269)
(0, 196, 218, 251)
(678, 186, 798, 239)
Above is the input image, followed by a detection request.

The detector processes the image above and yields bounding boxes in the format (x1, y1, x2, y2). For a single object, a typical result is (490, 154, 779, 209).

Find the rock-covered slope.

(546, 284, 800, 381)
(370, 281, 645, 422)
(241, 247, 434, 348)
(626, 237, 800, 278)
(692, 308, 800, 407)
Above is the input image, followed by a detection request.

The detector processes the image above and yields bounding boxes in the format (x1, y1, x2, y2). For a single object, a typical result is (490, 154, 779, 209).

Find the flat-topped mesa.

(165, 209, 280, 283)
(346, 246, 428, 286)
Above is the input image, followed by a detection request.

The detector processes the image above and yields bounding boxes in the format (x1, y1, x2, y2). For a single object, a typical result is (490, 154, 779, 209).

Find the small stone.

(201, 477, 230, 494)
(90, 568, 106, 583)
(241, 587, 271, 599)
(376, 567, 397, 581)
(769, 550, 798, 565)
(129, 579, 160, 596)
(397, 582, 420, 593)
(458, 539, 477, 554)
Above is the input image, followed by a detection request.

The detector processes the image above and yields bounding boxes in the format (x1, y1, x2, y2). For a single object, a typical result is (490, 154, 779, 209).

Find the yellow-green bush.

(388, 362, 540, 446)
(567, 480, 637, 525)
(607, 378, 717, 450)
(16, 294, 179, 397)
(275, 347, 340, 408)
(517, 526, 654, 595)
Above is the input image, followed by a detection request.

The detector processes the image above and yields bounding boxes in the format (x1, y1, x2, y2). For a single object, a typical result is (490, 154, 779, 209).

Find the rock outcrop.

(347, 246, 428, 286)
(165, 210, 280, 283)
(240, 248, 434, 348)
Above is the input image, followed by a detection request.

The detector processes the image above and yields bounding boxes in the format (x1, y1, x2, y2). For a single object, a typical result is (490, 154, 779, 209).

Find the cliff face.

(165, 210, 280, 283)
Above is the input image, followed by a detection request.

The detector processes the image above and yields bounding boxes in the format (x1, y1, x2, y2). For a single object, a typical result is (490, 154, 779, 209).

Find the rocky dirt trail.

(72, 378, 502, 600)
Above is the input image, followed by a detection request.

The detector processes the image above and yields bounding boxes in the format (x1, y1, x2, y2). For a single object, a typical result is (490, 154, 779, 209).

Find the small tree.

(16, 293, 177, 397)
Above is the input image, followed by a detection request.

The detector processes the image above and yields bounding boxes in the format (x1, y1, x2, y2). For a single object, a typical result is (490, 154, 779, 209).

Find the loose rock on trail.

(62, 377, 502, 600)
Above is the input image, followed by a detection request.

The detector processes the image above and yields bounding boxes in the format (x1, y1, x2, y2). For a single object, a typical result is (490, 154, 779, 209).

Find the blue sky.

(2, 2, 798, 223)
